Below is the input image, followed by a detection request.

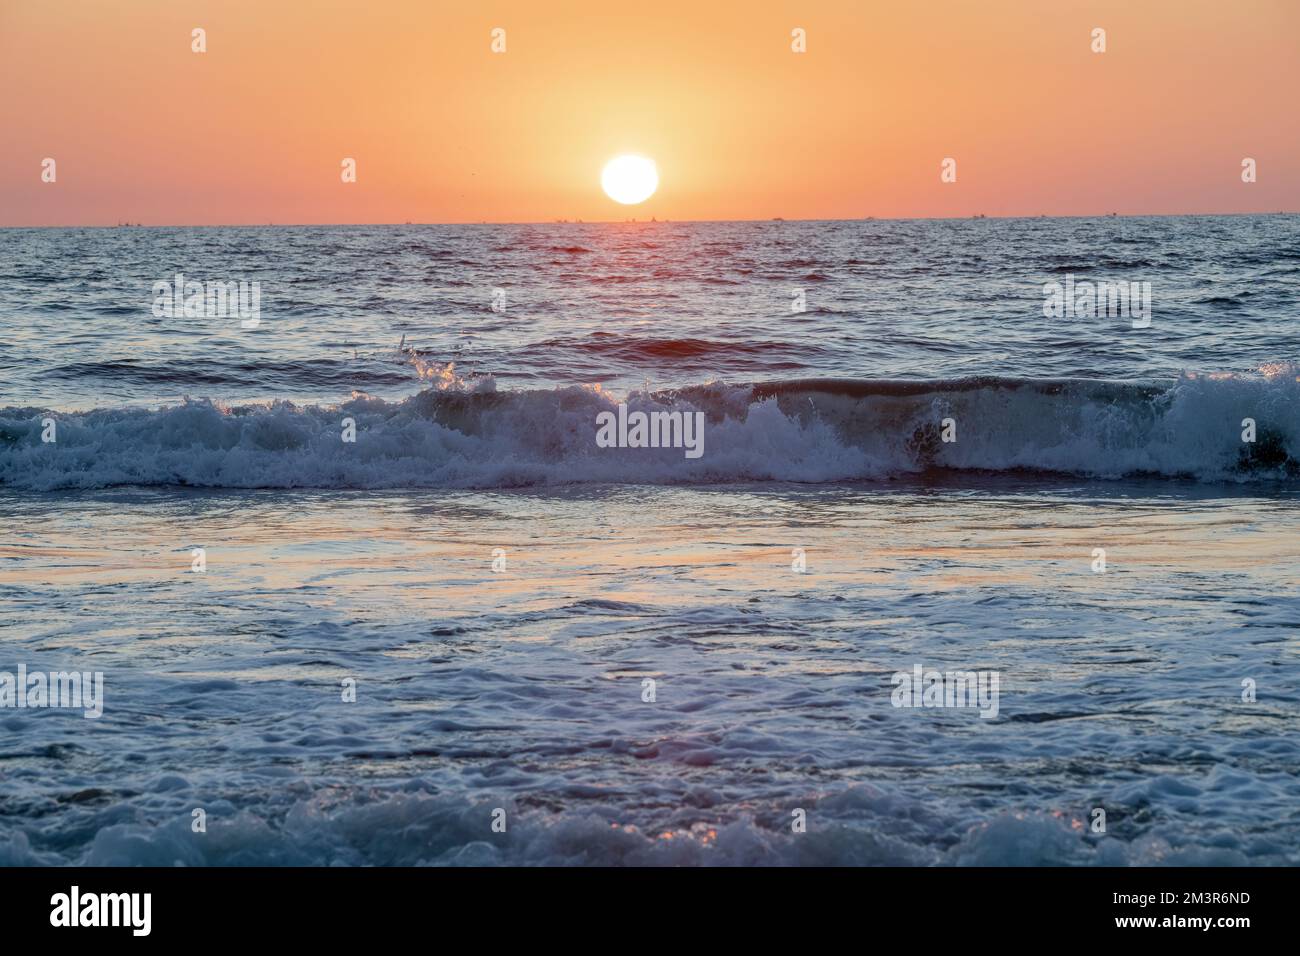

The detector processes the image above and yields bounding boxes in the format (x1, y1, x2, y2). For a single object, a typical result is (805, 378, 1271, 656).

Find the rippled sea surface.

(3, 215, 1299, 406)
(1, 217, 1298, 865)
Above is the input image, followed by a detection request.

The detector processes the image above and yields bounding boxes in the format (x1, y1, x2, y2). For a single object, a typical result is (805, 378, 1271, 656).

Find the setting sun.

(601, 155, 658, 205)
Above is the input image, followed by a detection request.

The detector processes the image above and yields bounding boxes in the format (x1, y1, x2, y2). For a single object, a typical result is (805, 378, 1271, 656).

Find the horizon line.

(2, 210, 1296, 230)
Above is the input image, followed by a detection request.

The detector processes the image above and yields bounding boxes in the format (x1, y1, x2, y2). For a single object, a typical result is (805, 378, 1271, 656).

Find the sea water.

(1, 216, 1297, 865)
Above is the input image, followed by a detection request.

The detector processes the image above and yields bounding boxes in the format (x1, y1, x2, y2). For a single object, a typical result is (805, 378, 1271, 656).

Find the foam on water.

(1, 484, 1297, 867)
(2, 368, 1297, 490)
(0, 787, 1269, 867)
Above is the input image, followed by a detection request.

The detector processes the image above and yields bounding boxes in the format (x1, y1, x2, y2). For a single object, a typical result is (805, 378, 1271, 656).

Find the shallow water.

(1, 482, 1297, 865)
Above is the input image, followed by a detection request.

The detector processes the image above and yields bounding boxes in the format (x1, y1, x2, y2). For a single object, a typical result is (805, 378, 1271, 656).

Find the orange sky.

(1, 0, 1296, 225)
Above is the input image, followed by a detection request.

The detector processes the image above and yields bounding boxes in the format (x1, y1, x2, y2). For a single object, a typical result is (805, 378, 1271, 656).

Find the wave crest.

(2, 373, 1297, 490)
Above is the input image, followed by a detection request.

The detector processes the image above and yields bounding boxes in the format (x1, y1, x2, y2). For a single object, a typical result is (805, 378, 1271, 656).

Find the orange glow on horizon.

(0, 0, 1296, 226)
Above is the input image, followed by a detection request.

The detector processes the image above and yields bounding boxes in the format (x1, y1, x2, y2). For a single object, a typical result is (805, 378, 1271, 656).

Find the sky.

(1, 0, 1297, 225)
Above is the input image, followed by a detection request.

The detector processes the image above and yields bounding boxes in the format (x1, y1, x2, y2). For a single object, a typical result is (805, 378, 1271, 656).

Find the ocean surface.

(1, 216, 1298, 865)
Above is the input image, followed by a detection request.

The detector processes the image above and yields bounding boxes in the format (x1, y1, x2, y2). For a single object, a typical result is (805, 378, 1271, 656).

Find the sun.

(601, 155, 658, 205)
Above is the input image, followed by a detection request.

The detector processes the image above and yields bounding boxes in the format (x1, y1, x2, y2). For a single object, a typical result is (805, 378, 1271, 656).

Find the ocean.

(1, 215, 1298, 865)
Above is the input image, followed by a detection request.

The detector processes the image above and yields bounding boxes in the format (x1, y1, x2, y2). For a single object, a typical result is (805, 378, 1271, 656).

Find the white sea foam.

(2, 371, 1296, 490)
(3, 482, 1296, 867)
(0, 784, 1277, 867)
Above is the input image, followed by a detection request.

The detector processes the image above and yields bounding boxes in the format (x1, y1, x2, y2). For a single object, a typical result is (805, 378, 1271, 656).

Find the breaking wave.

(2, 370, 1298, 490)
(0, 785, 1271, 867)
